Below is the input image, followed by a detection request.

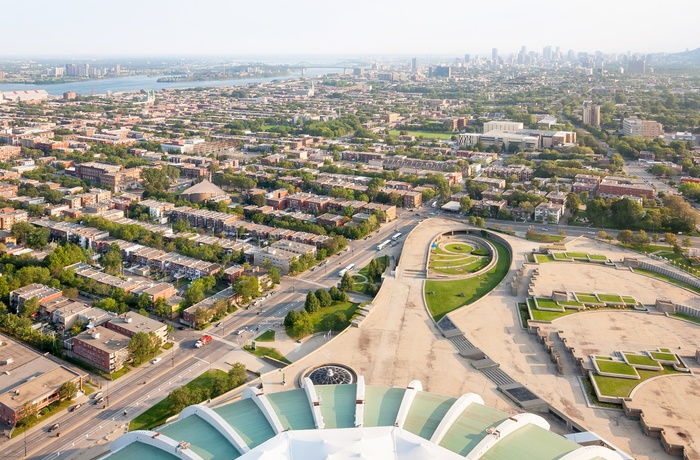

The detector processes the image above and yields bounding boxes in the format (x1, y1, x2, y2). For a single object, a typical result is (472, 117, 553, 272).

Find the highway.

(1, 211, 424, 460)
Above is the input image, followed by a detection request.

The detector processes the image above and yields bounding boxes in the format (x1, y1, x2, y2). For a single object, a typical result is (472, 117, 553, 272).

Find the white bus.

(377, 240, 391, 251)
(339, 263, 356, 277)
(391, 233, 402, 241)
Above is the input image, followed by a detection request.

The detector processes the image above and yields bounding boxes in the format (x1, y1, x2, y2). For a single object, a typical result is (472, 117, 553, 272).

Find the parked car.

(48, 423, 60, 432)
(70, 404, 82, 412)
(151, 357, 162, 364)
(93, 392, 103, 400)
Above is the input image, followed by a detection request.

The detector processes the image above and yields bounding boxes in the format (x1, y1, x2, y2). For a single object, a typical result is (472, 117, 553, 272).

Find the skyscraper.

(543, 46, 552, 61)
(582, 103, 601, 127)
(492, 48, 498, 62)
(411, 57, 418, 73)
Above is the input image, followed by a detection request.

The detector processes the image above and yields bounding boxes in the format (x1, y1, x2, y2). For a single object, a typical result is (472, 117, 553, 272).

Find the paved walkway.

(230, 219, 691, 459)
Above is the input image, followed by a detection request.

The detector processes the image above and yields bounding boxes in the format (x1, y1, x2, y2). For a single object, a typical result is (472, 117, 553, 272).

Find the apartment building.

(534, 202, 564, 223)
(0, 145, 21, 161)
(582, 103, 601, 127)
(483, 121, 524, 132)
(105, 312, 168, 344)
(622, 117, 663, 139)
(599, 177, 656, 199)
(0, 207, 28, 230)
(72, 326, 130, 373)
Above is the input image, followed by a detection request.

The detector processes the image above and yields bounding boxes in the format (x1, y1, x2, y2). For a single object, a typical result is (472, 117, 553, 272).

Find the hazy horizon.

(2, 0, 699, 57)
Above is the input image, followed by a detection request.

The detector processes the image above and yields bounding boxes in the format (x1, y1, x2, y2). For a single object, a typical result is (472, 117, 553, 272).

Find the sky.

(3, 0, 699, 57)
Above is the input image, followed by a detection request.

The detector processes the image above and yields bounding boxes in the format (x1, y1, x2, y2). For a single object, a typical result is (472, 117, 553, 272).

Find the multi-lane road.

(1, 211, 424, 460)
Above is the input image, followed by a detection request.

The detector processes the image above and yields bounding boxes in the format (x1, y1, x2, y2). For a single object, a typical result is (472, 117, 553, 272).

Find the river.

(0, 68, 340, 96)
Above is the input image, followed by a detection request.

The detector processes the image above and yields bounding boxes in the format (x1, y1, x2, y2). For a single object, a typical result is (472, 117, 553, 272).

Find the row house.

(270, 240, 317, 258)
(153, 253, 222, 280)
(317, 213, 345, 227)
(33, 219, 109, 248)
(306, 195, 335, 214)
(362, 203, 397, 221)
(181, 287, 238, 327)
(0, 183, 18, 198)
(286, 192, 315, 212)
(472, 199, 507, 218)
(169, 206, 241, 233)
(69, 263, 143, 292)
(9, 283, 63, 313)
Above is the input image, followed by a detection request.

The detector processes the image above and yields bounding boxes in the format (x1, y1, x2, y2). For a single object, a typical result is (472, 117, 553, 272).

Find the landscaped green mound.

(425, 239, 510, 321)
(428, 240, 492, 276)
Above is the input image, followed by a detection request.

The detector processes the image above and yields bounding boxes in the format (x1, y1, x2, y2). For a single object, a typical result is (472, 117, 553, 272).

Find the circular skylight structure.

(305, 363, 356, 385)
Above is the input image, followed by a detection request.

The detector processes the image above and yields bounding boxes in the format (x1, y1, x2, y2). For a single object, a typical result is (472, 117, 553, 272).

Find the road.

(623, 160, 678, 196)
(1, 210, 425, 460)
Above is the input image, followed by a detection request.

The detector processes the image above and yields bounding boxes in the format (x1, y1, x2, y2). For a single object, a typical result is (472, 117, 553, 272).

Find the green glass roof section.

(481, 424, 580, 460)
(213, 398, 275, 449)
(403, 391, 456, 440)
(439, 403, 510, 456)
(160, 413, 239, 460)
(315, 384, 357, 429)
(266, 388, 316, 431)
(108, 441, 178, 460)
(363, 386, 405, 427)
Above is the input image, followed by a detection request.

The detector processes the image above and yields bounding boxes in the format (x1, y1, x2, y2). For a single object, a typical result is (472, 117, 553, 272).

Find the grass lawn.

(566, 252, 589, 259)
(622, 296, 637, 304)
(431, 259, 489, 275)
(162, 342, 174, 350)
(389, 129, 454, 140)
(255, 330, 276, 342)
(593, 366, 682, 398)
(574, 293, 599, 303)
(633, 268, 700, 295)
(596, 360, 638, 376)
(581, 377, 623, 409)
(559, 300, 584, 307)
(534, 298, 564, 311)
(597, 293, 623, 303)
(443, 243, 474, 254)
(588, 254, 609, 261)
(526, 232, 565, 243)
(535, 254, 555, 263)
(530, 308, 577, 321)
(129, 369, 229, 431)
(624, 354, 661, 368)
(552, 253, 571, 260)
(307, 301, 359, 333)
(657, 251, 691, 265)
(425, 240, 510, 321)
(650, 352, 678, 362)
(670, 313, 700, 325)
(244, 345, 291, 364)
(430, 256, 478, 268)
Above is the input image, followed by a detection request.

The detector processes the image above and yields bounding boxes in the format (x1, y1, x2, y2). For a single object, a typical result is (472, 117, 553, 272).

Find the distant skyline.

(3, 0, 699, 57)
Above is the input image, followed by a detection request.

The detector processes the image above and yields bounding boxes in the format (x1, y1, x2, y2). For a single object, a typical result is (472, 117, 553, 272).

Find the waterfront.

(0, 68, 339, 96)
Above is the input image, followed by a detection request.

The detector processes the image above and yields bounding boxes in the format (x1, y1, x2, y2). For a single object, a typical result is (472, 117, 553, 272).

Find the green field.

(622, 296, 637, 304)
(443, 243, 474, 253)
(535, 298, 564, 311)
(566, 252, 589, 259)
(624, 354, 661, 368)
(244, 345, 291, 364)
(430, 256, 478, 268)
(389, 130, 455, 140)
(592, 366, 682, 398)
(588, 254, 609, 261)
(425, 240, 510, 321)
(596, 360, 638, 376)
(650, 352, 678, 362)
(598, 294, 623, 303)
(633, 268, 700, 295)
(559, 300, 584, 307)
(535, 254, 556, 263)
(307, 301, 359, 333)
(429, 259, 489, 275)
(574, 293, 599, 303)
(129, 370, 230, 431)
(255, 330, 275, 342)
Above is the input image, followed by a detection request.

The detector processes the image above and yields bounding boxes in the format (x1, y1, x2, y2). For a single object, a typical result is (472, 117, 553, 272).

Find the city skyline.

(2, 0, 699, 57)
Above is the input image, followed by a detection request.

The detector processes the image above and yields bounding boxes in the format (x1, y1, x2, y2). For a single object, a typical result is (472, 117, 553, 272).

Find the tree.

(268, 267, 280, 285)
(610, 198, 643, 229)
(193, 307, 213, 327)
(683, 237, 692, 248)
(101, 243, 122, 275)
(284, 310, 302, 329)
(305, 291, 320, 313)
(213, 299, 229, 318)
(565, 193, 581, 214)
(128, 332, 154, 365)
(664, 232, 678, 246)
(59, 381, 78, 401)
(20, 297, 40, 318)
(459, 195, 472, 214)
(315, 289, 332, 308)
(153, 298, 172, 318)
(329, 286, 348, 302)
(289, 310, 313, 339)
(234, 275, 259, 302)
(597, 231, 609, 240)
(340, 271, 354, 292)
(26, 227, 49, 249)
(632, 230, 650, 248)
(185, 282, 206, 306)
(141, 168, 171, 196)
(617, 230, 634, 245)
(11, 221, 34, 244)
(169, 386, 197, 413)
(228, 362, 247, 388)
